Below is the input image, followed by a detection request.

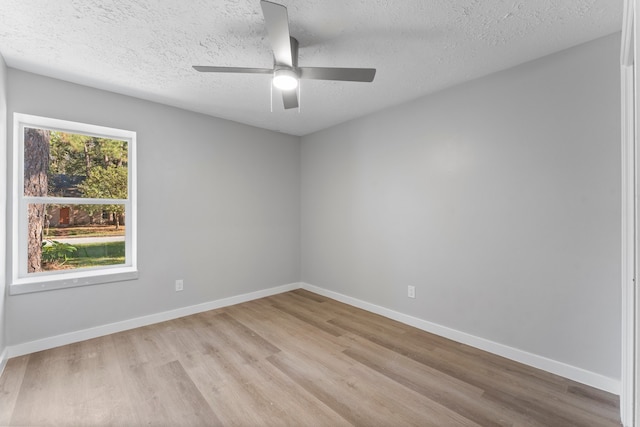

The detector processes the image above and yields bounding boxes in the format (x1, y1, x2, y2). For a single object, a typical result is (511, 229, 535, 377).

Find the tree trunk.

(84, 141, 91, 178)
(24, 128, 50, 273)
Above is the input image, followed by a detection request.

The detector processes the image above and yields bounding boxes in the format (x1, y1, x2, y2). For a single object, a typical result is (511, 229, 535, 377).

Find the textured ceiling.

(0, 0, 623, 136)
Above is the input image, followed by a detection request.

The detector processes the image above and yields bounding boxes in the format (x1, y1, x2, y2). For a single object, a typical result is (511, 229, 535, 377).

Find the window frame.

(11, 113, 137, 295)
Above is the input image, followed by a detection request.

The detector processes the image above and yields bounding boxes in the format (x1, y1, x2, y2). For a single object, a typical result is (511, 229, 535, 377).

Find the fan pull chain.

(270, 78, 273, 113)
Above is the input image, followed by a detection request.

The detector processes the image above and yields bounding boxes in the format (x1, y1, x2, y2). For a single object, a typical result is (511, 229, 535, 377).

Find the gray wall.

(0, 55, 6, 357)
(300, 34, 621, 379)
(6, 69, 300, 346)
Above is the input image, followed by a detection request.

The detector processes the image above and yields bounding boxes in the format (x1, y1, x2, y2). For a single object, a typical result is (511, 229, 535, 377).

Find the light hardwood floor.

(0, 289, 621, 426)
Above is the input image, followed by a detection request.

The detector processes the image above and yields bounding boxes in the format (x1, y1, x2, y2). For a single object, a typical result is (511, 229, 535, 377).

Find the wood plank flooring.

(0, 289, 621, 426)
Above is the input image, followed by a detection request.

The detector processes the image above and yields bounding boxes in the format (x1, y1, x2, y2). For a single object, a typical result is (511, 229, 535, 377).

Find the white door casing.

(622, 1, 637, 426)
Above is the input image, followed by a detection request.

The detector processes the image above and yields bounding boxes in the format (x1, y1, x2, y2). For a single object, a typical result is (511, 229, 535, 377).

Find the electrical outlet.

(408, 285, 415, 298)
(175, 279, 184, 292)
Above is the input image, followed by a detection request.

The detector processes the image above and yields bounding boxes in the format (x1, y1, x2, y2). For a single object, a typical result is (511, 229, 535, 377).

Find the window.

(11, 113, 137, 294)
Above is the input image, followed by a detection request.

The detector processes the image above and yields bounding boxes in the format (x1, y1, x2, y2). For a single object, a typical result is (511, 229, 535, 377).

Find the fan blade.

(282, 90, 298, 109)
(260, 0, 293, 67)
(299, 67, 376, 82)
(193, 66, 273, 74)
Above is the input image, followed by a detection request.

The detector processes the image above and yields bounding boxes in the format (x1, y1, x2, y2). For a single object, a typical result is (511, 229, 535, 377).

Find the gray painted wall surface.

(0, 55, 7, 355)
(300, 34, 621, 379)
(6, 69, 300, 345)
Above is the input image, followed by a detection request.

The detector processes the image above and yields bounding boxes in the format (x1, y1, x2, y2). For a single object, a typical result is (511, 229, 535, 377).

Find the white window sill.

(10, 267, 138, 295)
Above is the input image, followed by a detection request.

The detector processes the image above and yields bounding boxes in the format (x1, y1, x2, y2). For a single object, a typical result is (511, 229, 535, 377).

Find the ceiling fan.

(193, 0, 376, 110)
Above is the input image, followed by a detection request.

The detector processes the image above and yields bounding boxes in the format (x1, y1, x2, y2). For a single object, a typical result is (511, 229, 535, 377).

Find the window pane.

(24, 127, 128, 199)
(28, 203, 126, 273)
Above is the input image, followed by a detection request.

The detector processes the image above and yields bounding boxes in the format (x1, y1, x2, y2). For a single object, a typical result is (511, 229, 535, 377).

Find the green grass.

(65, 241, 125, 268)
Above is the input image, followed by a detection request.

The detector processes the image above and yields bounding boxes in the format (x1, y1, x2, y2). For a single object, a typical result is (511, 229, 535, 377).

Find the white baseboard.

(301, 282, 621, 395)
(4, 281, 621, 395)
(7, 282, 301, 358)
(0, 347, 8, 378)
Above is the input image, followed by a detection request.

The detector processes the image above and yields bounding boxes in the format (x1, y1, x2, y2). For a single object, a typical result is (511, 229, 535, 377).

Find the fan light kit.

(193, 0, 376, 110)
(272, 68, 299, 90)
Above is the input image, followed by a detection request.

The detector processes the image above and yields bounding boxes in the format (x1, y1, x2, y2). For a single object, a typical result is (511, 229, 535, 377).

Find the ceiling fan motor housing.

(272, 37, 299, 90)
